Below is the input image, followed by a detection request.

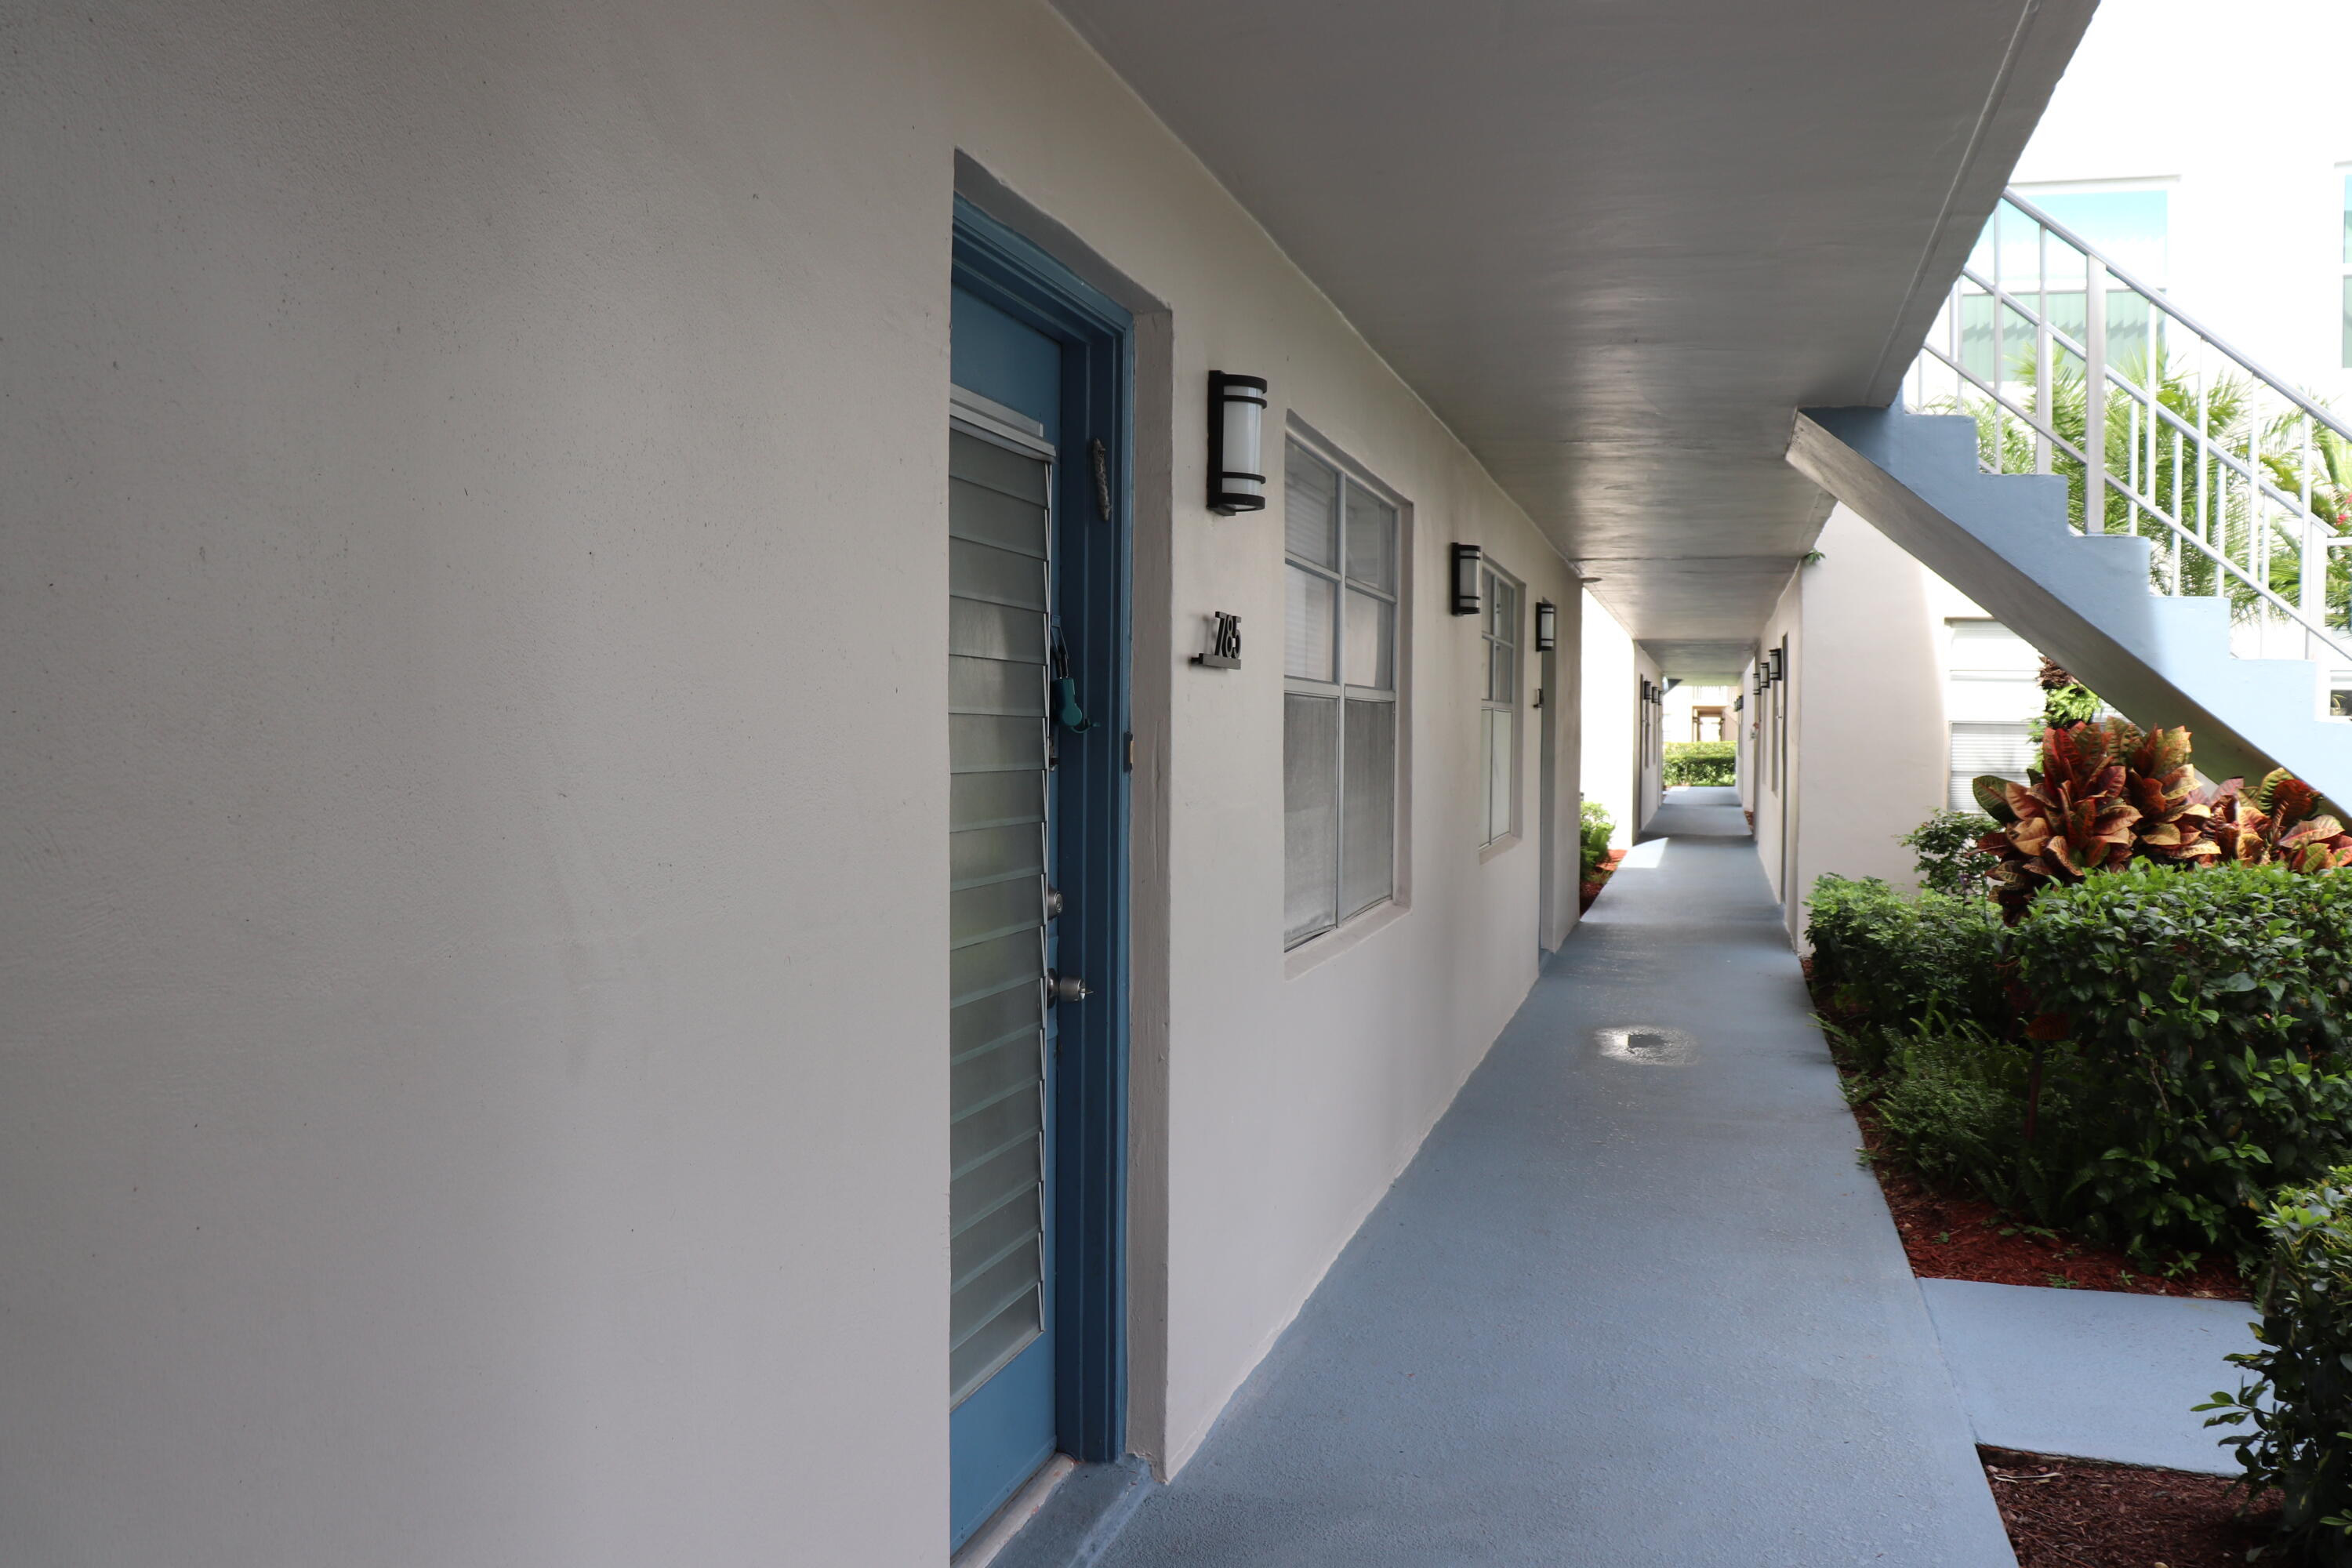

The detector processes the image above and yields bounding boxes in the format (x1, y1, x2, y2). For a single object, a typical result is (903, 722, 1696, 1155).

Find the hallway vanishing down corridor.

(1097, 787, 2013, 1566)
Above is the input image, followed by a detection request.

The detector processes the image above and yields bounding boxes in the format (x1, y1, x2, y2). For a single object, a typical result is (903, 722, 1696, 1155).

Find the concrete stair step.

(1790, 404, 2352, 806)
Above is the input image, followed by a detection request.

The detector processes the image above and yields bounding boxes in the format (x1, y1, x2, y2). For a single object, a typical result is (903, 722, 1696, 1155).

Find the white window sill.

(1284, 898, 1410, 980)
(1479, 831, 1523, 865)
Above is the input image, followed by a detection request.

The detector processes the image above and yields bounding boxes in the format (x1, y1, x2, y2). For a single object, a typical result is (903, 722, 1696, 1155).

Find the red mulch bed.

(1807, 964, 2249, 1301)
(1803, 976, 2270, 1560)
(1854, 1097, 2247, 1300)
(1577, 848, 1628, 913)
(1981, 1446, 2275, 1567)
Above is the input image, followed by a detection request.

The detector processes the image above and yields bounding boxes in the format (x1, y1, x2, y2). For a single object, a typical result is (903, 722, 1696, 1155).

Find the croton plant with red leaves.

(2205, 769, 2352, 874)
(1971, 717, 2350, 920)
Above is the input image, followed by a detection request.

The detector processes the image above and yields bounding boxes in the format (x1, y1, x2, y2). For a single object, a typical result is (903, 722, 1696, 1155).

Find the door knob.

(1048, 971, 1091, 1005)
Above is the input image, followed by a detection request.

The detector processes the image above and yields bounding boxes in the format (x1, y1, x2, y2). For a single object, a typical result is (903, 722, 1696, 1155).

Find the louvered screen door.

(946, 412, 1055, 1414)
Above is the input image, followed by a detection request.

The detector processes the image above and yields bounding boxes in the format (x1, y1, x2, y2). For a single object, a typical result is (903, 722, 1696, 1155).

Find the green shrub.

(1579, 800, 1613, 880)
(1814, 857, 2352, 1269)
(1806, 875, 2006, 1031)
(1974, 720, 2350, 920)
(2199, 1171, 2352, 1564)
(2034, 656, 2105, 729)
(1662, 740, 1735, 786)
(2011, 862, 2352, 1259)
(1853, 1022, 2102, 1220)
(2041, 681, 2102, 728)
(1866, 1025, 2028, 1188)
(1900, 809, 2000, 898)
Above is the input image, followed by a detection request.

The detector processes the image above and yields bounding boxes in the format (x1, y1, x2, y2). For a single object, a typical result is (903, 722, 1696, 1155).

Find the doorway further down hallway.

(1095, 786, 2013, 1566)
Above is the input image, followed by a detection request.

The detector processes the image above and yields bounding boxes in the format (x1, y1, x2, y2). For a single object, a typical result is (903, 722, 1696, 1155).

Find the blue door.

(947, 286, 1065, 1547)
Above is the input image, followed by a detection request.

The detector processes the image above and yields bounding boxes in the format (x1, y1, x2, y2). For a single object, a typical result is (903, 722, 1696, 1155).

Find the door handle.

(1047, 971, 1091, 1005)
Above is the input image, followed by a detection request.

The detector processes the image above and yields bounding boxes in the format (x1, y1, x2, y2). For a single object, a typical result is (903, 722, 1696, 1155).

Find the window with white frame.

(1283, 439, 1401, 948)
(1479, 563, 1521, 847)
(1965, 184, 2169, 383)
(1946, 619, 2044, 810)
(2338, 169, 2350, 369)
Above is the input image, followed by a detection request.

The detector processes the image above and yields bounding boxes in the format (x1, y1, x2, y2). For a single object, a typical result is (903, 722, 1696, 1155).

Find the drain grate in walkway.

(1594, 1024, 1696, 1064)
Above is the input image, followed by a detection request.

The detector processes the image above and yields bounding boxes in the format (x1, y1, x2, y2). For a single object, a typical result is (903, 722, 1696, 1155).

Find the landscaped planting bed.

(1802, 718, 2352, 1564)
(1578, 799, 1622, 913)
(1850, 1091, 2245, 1300)
(1578, 847, 1624, 913)
(1980, 1446, 2276, 1568)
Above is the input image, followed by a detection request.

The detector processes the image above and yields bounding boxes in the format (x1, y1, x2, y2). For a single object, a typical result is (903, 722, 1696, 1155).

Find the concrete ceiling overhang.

(1051, 0, 2096, 678)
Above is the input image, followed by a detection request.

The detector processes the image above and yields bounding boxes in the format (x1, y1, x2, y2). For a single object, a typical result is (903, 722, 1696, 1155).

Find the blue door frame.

(949, 196, 1134, 1543)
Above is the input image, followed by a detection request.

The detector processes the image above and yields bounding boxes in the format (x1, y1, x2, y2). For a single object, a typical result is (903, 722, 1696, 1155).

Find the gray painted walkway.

(1922, 1278, 2262, 1475)
(1098, 788, 2013, 1566)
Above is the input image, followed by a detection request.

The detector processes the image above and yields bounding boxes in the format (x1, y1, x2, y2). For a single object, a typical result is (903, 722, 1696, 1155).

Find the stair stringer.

(1789, 405, 2352, 808)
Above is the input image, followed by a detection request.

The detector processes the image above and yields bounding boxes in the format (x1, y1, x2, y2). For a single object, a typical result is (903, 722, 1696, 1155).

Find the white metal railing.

(1904, 190, 2352, 715)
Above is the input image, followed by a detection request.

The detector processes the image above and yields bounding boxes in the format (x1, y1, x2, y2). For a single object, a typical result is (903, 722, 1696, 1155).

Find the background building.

(1764, 0, 2352, 933)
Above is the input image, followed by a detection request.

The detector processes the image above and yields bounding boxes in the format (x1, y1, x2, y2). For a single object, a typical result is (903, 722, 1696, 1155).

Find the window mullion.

(1329, 473, 1349, 929)
(1283, 436, 1401, 945)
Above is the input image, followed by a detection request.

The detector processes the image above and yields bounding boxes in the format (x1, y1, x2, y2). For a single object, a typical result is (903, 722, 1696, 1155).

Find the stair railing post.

(2299, 423, 2320, 668)
(1991, 203, 2008, 473)
(2034, 225, 2053, 474)
(2251, 416, 2267, 654)
(2304, 426, 2327, 668)
(2084, 256, 2107, 535)
(2196, 352, 2211, 572)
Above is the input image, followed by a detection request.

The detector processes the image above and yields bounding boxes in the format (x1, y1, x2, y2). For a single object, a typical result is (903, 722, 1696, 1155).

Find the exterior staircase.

(1788, 189, 2352, 807)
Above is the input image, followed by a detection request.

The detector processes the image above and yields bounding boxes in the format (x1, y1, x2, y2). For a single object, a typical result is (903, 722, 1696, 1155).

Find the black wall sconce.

(1532, 599, 1557, 652)
(1207, 372, 1269, 514)
(1450, 543, 1483, 615)
(1768, 646, 1785, 684)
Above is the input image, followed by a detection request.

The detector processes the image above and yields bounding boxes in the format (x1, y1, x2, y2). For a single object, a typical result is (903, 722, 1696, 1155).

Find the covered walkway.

(1098, 787, 2012, 1566)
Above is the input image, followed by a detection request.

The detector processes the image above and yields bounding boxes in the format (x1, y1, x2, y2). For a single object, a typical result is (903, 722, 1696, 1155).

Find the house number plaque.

(1192, 612, 1243, 670)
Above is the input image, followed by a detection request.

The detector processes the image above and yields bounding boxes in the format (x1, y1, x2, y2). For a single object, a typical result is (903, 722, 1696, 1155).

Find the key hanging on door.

(1050, 626, 1093, 734)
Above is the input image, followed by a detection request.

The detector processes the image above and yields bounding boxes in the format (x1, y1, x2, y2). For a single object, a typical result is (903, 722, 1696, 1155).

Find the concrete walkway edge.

(1094, 788, 2015, 1566)
(1921, 1277, 2263, 1475)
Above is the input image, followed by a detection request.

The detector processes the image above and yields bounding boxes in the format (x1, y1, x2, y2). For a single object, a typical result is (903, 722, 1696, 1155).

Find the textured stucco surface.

(1578, 593, 1640, 848)
(1094, 789, 2013, 1566)
(1753, 568, 1804, 935)
(0, 1, 1581, 1560)
(1789, 506, 1954, 916)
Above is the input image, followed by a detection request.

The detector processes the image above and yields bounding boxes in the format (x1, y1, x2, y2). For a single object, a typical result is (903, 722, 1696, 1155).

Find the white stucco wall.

(1537, 590, 1587, 952)
(1788, 508, 1954, 922)
(1578, 591, 1639, 848)
(1737, 675, 1757, 814)
(0, 2, 1581, 1563)
(1634, 646, 1666, 829)
(1754, 568, 1803, 931)
(2014, 0, 2352, 405)
(1767, 506, 2069, 950)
